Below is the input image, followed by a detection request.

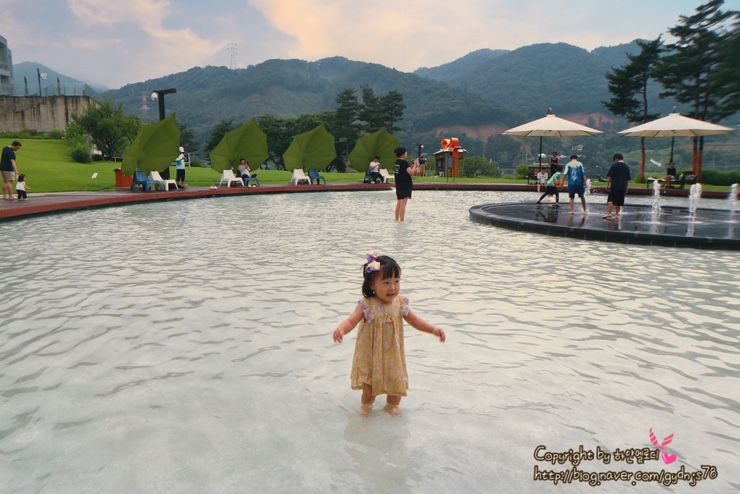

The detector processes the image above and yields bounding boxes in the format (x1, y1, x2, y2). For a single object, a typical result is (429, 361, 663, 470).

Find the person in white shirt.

(368, 156, 382, 183)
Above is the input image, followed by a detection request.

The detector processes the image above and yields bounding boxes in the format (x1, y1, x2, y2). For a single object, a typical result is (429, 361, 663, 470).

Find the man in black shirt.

(1, 141, 21, 201)
(604, 153, 631, 220)
(393, 147, 419, 221)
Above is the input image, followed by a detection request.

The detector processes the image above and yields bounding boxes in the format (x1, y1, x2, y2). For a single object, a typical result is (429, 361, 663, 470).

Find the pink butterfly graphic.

(649, 427, 678, 464)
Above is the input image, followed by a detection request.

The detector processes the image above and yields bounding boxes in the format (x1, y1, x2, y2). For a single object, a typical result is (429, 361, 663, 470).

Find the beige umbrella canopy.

(503, 111, 602, 169)
(618, 112, 733, 177)
(503, 113, 603, 137)
(617, 112, 734, 137)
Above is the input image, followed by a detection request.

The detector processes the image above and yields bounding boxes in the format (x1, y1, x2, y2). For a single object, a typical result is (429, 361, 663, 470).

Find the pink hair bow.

(365, 251, 380, 273)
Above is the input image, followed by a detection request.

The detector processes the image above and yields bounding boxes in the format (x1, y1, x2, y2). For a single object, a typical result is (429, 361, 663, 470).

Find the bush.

(462, 156, 502, 178)
(701, 169, 740, 186)
(515, 164, 530, 179)
(47, 130, 64, 140)
(71, 145, 92, 163)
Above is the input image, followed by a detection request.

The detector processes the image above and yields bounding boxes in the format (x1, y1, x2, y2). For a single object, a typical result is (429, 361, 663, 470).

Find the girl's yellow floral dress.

(350, 296, 410, 396)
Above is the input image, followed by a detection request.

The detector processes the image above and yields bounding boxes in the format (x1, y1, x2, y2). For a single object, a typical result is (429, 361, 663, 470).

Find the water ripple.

(0, 191, 738, 493)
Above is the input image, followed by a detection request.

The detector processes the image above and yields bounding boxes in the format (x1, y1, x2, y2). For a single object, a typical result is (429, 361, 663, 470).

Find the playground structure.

(434, 138, 466, 181)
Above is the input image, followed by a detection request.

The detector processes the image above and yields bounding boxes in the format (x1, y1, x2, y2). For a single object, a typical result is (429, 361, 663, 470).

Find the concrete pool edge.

(469, 202, 740, 250)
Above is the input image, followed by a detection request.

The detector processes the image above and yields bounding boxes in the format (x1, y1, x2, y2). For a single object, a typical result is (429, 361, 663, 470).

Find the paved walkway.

(0, 182, 726, 223)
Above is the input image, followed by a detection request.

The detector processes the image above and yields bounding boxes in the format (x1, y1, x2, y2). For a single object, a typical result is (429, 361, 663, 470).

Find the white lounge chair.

(150, 170, 178, 191)
(219, 169, 244, 188)
(379, 168, 391, 183)
(290, 169, 310, 185)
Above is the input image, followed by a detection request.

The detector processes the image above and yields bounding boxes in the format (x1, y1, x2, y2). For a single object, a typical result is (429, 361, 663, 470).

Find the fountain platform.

(469, 202, 740, 249)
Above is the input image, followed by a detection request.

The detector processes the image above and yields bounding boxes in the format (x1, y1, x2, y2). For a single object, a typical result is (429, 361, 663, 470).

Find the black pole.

(152, 88, 177, 121)
(669, 137, 675, 164)
(37, 68, 42, 96)
(538, 136, 543, 170)
(157, 98, 166, 121)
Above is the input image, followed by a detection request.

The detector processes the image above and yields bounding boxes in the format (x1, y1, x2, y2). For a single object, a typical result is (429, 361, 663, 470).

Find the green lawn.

(5, 138, 735, 193)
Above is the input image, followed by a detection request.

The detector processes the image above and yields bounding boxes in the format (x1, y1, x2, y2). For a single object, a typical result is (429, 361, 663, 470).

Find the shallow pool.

(1, 190, 738, 493)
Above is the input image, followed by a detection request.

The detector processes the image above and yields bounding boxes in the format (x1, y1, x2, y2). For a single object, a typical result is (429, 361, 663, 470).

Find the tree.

(74, 100, 140, 160)
(359, 87, 384, 132)
(714, 13, 740, 117)
(258, 115, 292, 168)
(258, 114, 327, 169)
(328, 89, 362, 167)
(379, 91, 405, 133)
(205, 119, 234, 153)
(177, 122, 198, 156)
(603, 37, 663, 181)
(654, 0, 736, 179)
(358, 88, 405, 133)
(65, 121, 91, 163)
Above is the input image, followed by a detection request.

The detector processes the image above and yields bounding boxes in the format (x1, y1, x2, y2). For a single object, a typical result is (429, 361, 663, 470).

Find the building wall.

(0, 96, 95, 132)
(0, 35, 13, 96)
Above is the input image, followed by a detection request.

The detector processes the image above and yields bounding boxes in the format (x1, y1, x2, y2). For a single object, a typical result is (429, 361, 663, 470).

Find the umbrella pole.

(538, 136, 543, 171)
(669, 137, 675, 164)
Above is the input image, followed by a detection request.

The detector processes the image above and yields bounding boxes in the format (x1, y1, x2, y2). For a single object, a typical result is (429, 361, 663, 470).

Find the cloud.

(247, 0, 677, 71)
(66, 0, 224, 84)
(4, 0, 693, 87)
(246, 0, 594, 70)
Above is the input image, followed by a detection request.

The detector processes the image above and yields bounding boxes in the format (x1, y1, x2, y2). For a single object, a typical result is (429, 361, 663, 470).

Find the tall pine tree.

(603, 37, 662, 181)
(654, 0, 736, 179)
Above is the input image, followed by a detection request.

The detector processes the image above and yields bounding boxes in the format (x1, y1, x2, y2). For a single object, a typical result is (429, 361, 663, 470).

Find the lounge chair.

(308, 169, 326, 185)
(379, 169, 391, 183)
(150, 170, 178, 191)
(219, 169, 244, 188)
(131, 171, 155, 192)
(290, 169, 310, 185)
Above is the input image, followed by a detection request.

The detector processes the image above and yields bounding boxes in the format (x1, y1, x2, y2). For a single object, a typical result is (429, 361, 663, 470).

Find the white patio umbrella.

(618, 112, 733, 175)
(503, 110, 602, 169)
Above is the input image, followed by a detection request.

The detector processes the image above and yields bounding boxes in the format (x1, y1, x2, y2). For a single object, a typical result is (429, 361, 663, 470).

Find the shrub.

(462, 156, 502, 178)
(701, 169, 740, 186)
(71, 145, 92, 163)
(515, 164, 530, 179)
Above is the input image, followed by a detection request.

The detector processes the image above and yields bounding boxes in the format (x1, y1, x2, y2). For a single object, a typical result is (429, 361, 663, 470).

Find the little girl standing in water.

(332, 252, 446, 416)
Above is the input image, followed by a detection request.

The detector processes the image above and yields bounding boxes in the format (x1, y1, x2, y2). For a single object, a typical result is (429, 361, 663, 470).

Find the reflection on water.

(0, 191, 738, 493)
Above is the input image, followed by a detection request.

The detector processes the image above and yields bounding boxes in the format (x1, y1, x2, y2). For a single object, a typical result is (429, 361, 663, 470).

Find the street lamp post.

(150, 88, 177, 121)
(150, 88, 177, 179)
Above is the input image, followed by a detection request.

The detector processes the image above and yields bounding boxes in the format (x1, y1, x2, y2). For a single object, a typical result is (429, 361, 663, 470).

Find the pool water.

(1, 191, 738, 493)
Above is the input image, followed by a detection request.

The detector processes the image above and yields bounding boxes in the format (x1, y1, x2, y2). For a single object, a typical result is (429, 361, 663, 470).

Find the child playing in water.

(332, 252, 446, 416)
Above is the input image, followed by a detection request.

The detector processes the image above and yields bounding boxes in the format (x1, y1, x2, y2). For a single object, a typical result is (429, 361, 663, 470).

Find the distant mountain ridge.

(413, 41, 678, 119)
(12, 61, 103, 96)
(415, 49, 509, 81)
(105, 56, 514, 146)
(15, 40, 690, 150)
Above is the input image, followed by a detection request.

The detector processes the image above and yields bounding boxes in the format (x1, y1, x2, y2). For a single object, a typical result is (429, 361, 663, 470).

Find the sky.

(1, 0, 737, 89)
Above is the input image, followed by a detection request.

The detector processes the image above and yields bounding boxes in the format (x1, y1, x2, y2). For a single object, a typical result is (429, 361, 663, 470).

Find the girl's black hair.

(362, 255, 401, 298)
(17, 174, 25, 181)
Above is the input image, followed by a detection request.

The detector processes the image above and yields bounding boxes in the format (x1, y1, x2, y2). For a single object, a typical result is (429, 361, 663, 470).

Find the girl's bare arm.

(404, 309, 446, 342)
(332, 304, 365, 343)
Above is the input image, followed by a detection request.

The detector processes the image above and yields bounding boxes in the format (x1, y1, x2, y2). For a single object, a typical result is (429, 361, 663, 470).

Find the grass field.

(4, 138, 735, 193)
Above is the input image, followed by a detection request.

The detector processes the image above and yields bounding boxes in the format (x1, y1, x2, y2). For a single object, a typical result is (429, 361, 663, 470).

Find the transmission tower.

(227, 43, 238, 70)
(139, 92, 150, 116)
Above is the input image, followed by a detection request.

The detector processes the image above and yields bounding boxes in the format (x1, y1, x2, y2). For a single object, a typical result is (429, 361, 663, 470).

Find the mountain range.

(15, 40, 697, 152)
(12, 61, 106, 96)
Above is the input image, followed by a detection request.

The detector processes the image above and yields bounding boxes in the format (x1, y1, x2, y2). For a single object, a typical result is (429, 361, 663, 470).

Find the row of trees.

(65, 87, 404, 169)
(603, 0, 738, 181)
(205, 87, 405, 170)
